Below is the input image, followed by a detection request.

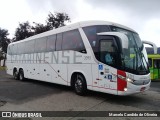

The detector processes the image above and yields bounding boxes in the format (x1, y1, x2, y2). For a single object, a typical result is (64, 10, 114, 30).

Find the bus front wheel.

(73, 74, 87, 95)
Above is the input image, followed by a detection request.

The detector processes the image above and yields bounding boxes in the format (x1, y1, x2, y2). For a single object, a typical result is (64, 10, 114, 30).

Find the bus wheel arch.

(71, 72, 87, 95)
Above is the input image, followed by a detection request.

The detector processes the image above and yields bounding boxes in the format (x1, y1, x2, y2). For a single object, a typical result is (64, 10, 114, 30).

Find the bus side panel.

(91, 64, 100, 91)
(54, 64, 68, 85)
(24, 63, 40, 80)
(98, 65, 117, 95)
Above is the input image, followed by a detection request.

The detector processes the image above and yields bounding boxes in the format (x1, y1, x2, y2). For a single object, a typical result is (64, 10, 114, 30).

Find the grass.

(0, 66, 6, 71)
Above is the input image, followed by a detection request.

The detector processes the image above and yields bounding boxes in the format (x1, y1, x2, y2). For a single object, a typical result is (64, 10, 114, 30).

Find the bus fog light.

(124, 88, 127, 91)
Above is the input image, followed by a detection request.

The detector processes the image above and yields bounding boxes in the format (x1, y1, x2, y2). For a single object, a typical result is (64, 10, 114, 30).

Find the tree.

(31, 22, 50, 35)
(32, 12, 70, 35)
(0, 28, 10, 53)
(13, 12, 71, 41)
(46, 12, 70, 29)
(13, 21, 33, 42)
(0, 28, 10, 66)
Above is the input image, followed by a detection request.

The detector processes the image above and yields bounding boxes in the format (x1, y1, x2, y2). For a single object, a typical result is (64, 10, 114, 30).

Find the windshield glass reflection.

(110, 26, 149, 75)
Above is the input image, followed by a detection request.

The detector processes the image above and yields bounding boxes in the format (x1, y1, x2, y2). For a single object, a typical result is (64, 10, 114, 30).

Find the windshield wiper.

(141, 52, 149, 69)
(136, 46, 149, 71)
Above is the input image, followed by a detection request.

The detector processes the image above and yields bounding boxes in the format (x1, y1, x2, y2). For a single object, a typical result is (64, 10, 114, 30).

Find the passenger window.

(17, 43, 25, 54)
(25, 40, 35, 54)
(47, 35, 56, 52)
(12, 44, 17, 55)
(7, 45, 12, 55)
(83, 25, 110, 47)
(148, 58, 152, 67)
(62, 29, 85, 52)
(35, 37, 47, 53)
(56, 33, 62, 51)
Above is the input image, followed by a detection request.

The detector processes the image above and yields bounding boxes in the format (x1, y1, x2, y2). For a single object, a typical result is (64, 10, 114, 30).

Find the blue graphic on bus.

(98, 64, 103, 70)
(108, 75, 112, 80)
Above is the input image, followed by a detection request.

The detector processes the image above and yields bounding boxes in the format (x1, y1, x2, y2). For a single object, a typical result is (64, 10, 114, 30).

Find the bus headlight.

(124, 88, 127, 91)
(126, 78, 134, 83)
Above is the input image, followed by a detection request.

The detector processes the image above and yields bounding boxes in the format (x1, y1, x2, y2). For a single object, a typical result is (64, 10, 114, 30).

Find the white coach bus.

(6, 21, 151, 95)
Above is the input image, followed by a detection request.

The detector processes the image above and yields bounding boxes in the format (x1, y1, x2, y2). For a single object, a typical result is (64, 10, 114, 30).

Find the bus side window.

(154, 60, 157, 68)
(62, 29, 85, 52)
(7, 45, 12, 55)
(12, 44, 18, 55)
(56, 33, 62, 51)
(47, 35, 56, 52)
(17, 43, 25, 54)
(25, 40, 35, 54)
(148, 58, 152, 67)
(35, 37, 47, 53)
(100, 39, 116, 66)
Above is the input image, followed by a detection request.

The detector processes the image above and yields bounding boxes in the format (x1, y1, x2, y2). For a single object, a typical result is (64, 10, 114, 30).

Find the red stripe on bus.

(117, 70, 127, 91)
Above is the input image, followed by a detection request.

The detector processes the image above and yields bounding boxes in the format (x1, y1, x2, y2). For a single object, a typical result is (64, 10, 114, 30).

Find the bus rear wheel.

(13, 69, 19, 80)
(73, 74, 87, 95)
(19, 69, 25, 81)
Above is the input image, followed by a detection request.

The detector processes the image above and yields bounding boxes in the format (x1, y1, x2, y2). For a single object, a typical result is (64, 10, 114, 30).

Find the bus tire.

(13, 68, 19, 80)
(73, 74, 87, 96)
(19, 69, 25, 81)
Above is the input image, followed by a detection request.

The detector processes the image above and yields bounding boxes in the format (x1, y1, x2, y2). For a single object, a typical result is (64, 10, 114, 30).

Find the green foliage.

(0, 28, 10, 53)
(32, 22, 50, 35)
(13, 21, 33, 42)
(13, 12, 70, 41)
(46, 12, 70, 29)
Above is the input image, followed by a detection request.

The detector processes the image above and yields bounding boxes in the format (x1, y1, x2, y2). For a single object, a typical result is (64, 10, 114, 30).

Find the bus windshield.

(110, 26, 149, 75)
(83, 25, 149, 75)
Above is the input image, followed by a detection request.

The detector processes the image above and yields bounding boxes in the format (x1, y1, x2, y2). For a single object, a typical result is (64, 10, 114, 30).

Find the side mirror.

(142, 40, 157, 54)
(97, 32, 129, 49)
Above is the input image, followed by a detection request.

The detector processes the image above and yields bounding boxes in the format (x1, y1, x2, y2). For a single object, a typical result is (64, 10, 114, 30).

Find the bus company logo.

(2, 112, 11, 117)
(9, 51, 83, 64)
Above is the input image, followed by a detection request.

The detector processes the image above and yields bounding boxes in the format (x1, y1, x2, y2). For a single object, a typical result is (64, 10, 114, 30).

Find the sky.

(0, 0, 160, 46)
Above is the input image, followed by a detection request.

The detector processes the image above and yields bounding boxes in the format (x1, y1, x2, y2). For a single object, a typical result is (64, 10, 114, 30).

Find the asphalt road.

(0, 70, 160, 120)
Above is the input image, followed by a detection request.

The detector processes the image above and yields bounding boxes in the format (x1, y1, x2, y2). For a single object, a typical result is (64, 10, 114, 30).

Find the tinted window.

(7, 45, 11, 55)
(46, 35, 56, 52)
(100, 40, 116, 65)
(83, 25, 110, 48)
(25, 40, 35, 54)
(98, 36, 121, 69)
(148, 58, 152, 67)
(35, 37, 47, 53)
(56, 33, 62, 51)
(83, 25, 110, 57)
(62, 29, 85, 52)
(11, 44, 17, 55)
(17, 42, 25, 54)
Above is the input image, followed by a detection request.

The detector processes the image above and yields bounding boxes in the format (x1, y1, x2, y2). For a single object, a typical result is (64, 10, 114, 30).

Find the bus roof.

(148, 54, 160, 59)
(9, 20, 137, 45)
